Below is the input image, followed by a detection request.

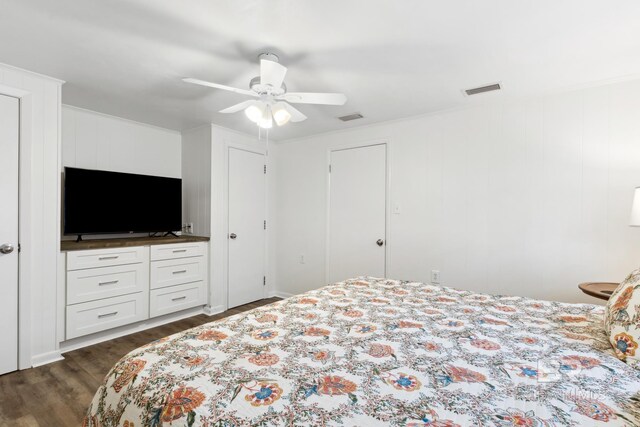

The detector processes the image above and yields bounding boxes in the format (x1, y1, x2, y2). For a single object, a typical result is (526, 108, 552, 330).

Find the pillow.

(605, 268, 640, 368)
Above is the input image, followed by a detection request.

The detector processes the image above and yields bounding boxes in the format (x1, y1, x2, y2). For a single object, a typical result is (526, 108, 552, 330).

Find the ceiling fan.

(183, 53, 347, 129)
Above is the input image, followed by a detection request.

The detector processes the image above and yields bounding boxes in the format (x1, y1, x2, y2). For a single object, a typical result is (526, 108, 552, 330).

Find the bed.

(84, 277, 640, 426)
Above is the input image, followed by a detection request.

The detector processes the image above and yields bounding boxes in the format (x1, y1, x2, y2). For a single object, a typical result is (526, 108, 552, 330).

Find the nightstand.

(578, 282, 620, 301)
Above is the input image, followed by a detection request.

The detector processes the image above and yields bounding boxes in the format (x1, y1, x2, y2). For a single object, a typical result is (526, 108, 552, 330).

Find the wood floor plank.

(0, 298, 280, 426)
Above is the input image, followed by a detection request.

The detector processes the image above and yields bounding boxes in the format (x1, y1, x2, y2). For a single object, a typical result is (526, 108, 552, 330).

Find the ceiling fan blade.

(182, 78, 257, 97)
(278, 92, 347, 105)
(277, 102, 307, 123)
(219, 100, 258, 114)
(260, 59, 287, 88)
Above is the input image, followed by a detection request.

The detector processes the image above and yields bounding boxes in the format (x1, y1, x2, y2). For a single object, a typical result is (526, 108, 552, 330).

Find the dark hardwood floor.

(0, 298, 280, 427)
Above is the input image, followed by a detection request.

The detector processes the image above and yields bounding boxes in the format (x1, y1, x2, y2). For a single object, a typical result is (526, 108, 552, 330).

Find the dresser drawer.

(67, 246, 147, 270)
(67, 263, 149, 305)
(150, 243, 205, 261)
(150, 257, 206, 289)
(150, 282, 206, 318)
(66, 292, 148, 339)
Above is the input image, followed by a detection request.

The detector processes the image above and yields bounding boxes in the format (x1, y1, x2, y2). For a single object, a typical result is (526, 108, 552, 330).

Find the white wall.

(274, 78, 640, 304)
(62, 105, 181, 178)
(0, 63, 63, 367)
(182, 125, 212, 237)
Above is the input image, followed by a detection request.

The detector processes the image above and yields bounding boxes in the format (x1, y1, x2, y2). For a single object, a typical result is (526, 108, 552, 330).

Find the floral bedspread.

(85, 277, 640, 426)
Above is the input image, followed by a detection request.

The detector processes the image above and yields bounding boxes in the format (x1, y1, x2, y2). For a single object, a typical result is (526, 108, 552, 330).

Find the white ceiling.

(1, 1, 640, 140)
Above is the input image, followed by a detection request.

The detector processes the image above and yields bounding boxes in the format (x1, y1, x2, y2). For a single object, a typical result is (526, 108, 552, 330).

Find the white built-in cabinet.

(64, 240, 208, 340)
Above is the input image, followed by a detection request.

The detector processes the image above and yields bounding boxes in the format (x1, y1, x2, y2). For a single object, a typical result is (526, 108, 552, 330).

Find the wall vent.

(464, 83, 501, 96)
(338, 113, 364, 122)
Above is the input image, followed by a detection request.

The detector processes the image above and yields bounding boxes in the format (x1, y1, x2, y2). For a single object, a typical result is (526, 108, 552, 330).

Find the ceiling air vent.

(464, 83, 501, 96)
(338, 113, 364, 122)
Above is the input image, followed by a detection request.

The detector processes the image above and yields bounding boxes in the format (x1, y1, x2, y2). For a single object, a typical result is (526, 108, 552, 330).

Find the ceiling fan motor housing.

(249, 76, 287, 97)
(258, 52, 280, 63)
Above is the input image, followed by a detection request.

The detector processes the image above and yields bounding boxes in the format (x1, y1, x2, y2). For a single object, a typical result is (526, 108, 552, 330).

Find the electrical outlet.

(183, 223, 194, 234)
(431, 270, 441, 284)
(300, 254, 305, 264)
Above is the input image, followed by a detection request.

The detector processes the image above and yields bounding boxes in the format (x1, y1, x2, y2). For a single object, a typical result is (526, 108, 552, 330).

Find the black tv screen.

(64, 167, 182, 235)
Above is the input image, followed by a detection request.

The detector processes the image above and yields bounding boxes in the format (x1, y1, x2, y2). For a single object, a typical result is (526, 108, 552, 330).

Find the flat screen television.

(64, 167, 182, 236)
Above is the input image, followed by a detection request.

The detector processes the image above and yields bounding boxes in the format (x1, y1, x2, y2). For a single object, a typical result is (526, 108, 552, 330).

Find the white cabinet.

(63, 240, 208, 340)
(149, 242, 207, 318)
(150, 257, 206, 290)
(67, 262, 148, 305)
(67, 246, 146, 270)
(66, 292, 148, 339)
(150, 282, 207, 318)
(150, 243, 205, 261)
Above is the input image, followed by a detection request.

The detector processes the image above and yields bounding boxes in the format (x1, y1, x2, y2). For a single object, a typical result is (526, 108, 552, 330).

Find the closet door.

(0, 94, 19, 375)
(227, 147, 266, 308)
(328, 144, 387, 283)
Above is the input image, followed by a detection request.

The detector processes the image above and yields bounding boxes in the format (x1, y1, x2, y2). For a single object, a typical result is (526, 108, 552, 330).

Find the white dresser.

(63, 238, 208, 340)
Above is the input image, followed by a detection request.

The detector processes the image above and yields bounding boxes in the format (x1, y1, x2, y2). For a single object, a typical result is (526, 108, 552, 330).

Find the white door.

(328, 144, 386, 283)
(228, 148, 266, 308)
(0, 94, 19, 375)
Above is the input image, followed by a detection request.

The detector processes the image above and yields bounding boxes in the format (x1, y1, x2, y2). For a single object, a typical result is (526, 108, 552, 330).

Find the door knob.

(0, 244, 14, 254)
(229, 233, 237, 240)
(376, 239, 384, 247)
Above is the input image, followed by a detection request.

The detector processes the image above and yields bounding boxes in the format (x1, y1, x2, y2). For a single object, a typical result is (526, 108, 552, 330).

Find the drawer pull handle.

(98, 311, 118, 318)
(172, 270, 187, 274)
(98, 255, 119, 260)
(172, 296, 187, 302)
(173, 249, 187, 253)
(98, 280, 119, 286)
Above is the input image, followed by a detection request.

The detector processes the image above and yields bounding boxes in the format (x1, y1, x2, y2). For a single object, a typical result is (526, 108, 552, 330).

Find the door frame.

(325, 138, 391, 284)
(0, 83, 34, 370)
(224, 142, 267, 310)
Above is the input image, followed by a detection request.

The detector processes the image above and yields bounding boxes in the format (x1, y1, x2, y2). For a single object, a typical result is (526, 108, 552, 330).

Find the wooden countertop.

(61, 235, 210, 251)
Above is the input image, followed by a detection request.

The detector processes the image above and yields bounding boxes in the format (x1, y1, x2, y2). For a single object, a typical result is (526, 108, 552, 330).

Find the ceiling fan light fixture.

(272, 105, 292, 126)
(255, 105, 273, 129)
(258, 114, 273, 129)
(244, 104, 264, 123)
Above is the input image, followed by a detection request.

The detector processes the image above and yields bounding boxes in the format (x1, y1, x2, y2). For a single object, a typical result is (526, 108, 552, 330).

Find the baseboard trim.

(269, 290, 295, 299)
(59, 306, 205, 354)
(31, 350, 64, 368)
(204, 305, 225, 316)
